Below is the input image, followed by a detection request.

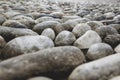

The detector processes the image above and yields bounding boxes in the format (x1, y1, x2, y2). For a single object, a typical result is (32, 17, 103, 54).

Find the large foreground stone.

(0, 46, 85, 80)
(1, 35, 54, 59)
(69, 53, 120, 80)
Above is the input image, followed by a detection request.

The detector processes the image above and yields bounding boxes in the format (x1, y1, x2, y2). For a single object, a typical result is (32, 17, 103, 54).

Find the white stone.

(74, 30, 102, 49)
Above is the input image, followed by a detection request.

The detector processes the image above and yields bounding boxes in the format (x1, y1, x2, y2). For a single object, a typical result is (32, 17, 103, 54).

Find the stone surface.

(77, 10, 90, 17)
(115, 44, 120, 53)
(69, 53, 120, 80)
(0, 0, 120, 80)
(55, 31, 76, 46)
(74, 30, 102, 49)
(94, 12, 105, 21)
(72, 23, 91, 38)
(0, 46, 85, 80)
(95, 26, 118, 39)
(12, 15, 36, 29)
(109, 76, 120, 80)
(0, 26, 38, 42)
(41, 28, 55, 40)
(28, 77, 53, 80)
(103, 34, 120, 48)
(33, 21, 64, 34)
(86, 43, 114, 60)
(87, 21, 104, 30)
(36, 17, 54, 23)
(50, 12, 64, 19)
(113, 15, 120, 24)
(3, 11, 21, 19)
(1, 35, 54, 59)
(0, 15, 6, 25)
(2, 20, 27, 28)
(62, 20, 78, 31)
(104, 12, 115, 19)
(109, 24, 120, 33)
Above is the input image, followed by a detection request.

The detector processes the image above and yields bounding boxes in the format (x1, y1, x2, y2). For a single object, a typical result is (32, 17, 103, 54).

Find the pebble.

(95, 26, 118, 39)
(87, 21, 104, 30)
(1, 35, 54, 59)
(33, 21, 64, 34)
(36, 16, 54, 23)
(86, 43, 114, 60)
(94, 12, 106, 21)
(41, 28, 55, 40)
(103, 34, 120, 48)
(55, 30, 76, 46)
(62, 20, 78, 31)
(12, 15, 36, 29)
(104, 12, 115, 19)
(72, 23, 91, 38)
(0, 26, 38, 42)
(74, 30, 102, 49)
(108, 24, 120, 33)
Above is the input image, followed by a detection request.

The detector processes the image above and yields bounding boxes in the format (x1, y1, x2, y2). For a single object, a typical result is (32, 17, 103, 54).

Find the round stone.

(41, 28, 55, 40)
(95, 26, 118, 39)
(36, 16, 54, 23)
(72, 23, 91, 38)
(1, 35, 54, 59)
(55, 30, 76, 46)
(86, 43, 114, 60)
(74, 30, 102, 49)
(12, 15, 35, 29)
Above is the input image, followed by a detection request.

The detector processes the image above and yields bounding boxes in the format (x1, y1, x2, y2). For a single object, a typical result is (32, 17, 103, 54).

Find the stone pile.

(0, 0, 119, 80)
